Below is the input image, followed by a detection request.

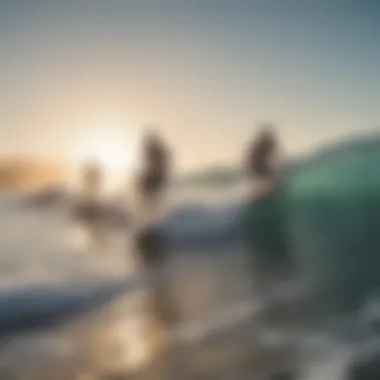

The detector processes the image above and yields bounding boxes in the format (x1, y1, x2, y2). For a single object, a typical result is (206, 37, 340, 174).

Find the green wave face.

(290, 144, 380, 200)
(247, 136, 380, 313)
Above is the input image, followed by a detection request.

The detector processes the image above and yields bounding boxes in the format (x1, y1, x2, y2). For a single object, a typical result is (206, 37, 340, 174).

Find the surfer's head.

(255, 124, 277, 152)
(142, 126, 165, 152)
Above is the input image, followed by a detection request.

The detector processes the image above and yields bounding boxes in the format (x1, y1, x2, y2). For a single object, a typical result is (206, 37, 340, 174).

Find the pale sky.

(0, 0, 379, 171)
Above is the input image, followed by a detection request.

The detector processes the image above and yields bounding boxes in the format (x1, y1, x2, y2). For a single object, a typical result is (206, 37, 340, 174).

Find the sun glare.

(73, 129, 140, 192)
(89, 140, 125, 169)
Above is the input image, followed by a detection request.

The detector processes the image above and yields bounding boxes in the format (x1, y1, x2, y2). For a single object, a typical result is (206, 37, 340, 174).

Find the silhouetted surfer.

(82, 160, 102, 201)
(133, 130, 175, 327)
(245, 125, 280, 199)
(244, 125, 290, 290)
(137, 130, 171, 212)
(75, 160, 105, 248)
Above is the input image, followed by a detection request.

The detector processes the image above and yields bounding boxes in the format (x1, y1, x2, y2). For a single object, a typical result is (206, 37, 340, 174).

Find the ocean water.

(0, 187, 312, 380)
(0, 192, 366, 380)
(0, 188, 268, 380)
(2, 136, 380, 379)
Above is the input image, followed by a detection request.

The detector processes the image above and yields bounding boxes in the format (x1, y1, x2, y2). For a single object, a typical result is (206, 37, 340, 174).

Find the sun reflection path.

(106, 277, 311, 373)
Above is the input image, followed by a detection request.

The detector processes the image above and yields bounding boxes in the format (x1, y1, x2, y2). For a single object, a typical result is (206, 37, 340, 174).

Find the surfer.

(133, 130, 175, 327)
(245, 125, 292, 289)
(245, 124, 281, 199)
(82, 160, 102, 197)
(73, 160, 101, 217)
(136, 129, 171, 213)
(74, 160, 106, 248)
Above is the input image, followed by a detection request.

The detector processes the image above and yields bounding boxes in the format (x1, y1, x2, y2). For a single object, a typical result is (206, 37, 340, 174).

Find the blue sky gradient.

(0, 1, 379, 170)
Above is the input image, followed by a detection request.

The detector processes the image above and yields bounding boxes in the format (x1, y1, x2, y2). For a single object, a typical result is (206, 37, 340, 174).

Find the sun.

(73, 129, 140, 192)
(84, 136, 128, 169)
(90, 140, 125, 169)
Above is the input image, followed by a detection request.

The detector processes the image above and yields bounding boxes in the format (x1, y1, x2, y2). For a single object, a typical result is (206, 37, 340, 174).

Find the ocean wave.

(2, 135, 380, 378)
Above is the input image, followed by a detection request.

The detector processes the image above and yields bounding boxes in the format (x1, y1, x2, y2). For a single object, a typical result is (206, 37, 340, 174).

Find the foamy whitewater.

(1, 137, 380, 380)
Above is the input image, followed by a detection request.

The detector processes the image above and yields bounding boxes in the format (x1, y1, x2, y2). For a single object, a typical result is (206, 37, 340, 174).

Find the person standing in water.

(244, 125, 290, 289)
(133, 129, 175, 328)
(82, 160, 103, 202)
(75, 160, 105, 248)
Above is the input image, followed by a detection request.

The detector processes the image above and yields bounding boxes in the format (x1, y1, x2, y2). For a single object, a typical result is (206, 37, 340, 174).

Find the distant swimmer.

(82, 160, 103, 200)
(245, 124, 281, 198)
(74, 160, 104, 222)
(137, 129, 171, 212)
